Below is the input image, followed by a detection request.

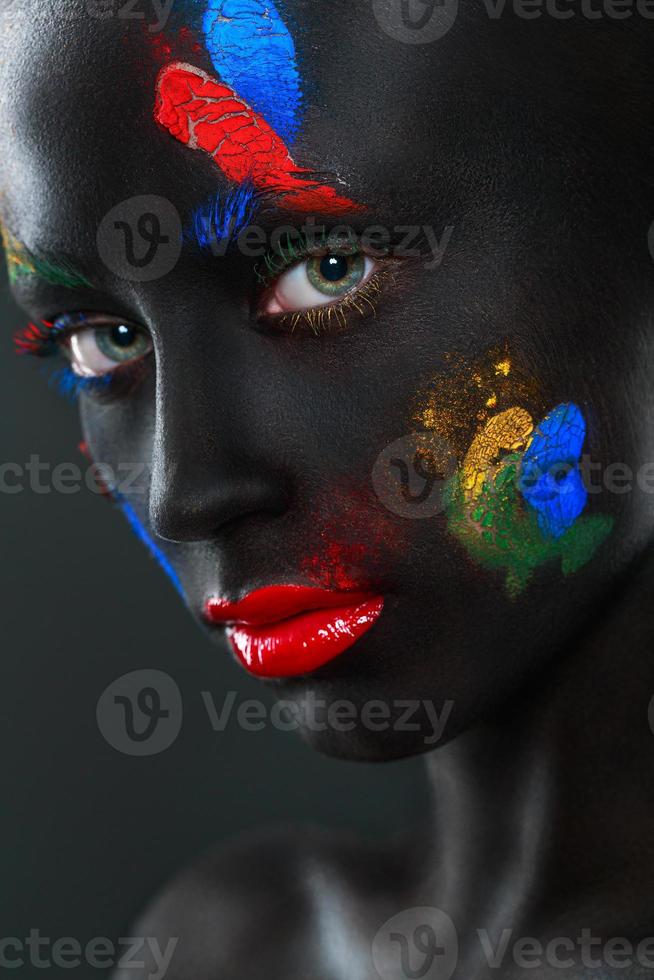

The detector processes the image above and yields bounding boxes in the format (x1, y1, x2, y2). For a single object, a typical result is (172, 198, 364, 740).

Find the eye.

(64, 320, 153, 377)
(262, 251, 376, 315)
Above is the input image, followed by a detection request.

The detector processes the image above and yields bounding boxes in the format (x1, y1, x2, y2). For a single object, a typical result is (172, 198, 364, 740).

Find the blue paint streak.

(202, 0, 302, 141)
(519, 402, 588, 539)
(188, 183, 258, 252)
(118, 497, 184, 596)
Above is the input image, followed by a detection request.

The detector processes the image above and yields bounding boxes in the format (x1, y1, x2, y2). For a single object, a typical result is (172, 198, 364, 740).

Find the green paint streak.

(7, 252, 91, 289)
(446, 455, 613, 597)
(1, 222, 91, 289)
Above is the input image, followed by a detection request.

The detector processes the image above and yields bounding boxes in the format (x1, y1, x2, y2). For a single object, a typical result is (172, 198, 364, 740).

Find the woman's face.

(3, 0, 654, 759)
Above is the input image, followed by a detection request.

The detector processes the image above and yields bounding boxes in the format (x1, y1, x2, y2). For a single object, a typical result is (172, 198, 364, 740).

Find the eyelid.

(50, 311, 145, 337)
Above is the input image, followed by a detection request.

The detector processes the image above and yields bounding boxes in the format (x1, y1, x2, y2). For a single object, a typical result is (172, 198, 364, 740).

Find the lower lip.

(208, 595, 385, 678)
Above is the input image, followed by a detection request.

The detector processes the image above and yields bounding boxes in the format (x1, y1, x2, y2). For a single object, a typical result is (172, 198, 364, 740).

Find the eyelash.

(256, 233, 399, 335)
(52, 365, 114, 402)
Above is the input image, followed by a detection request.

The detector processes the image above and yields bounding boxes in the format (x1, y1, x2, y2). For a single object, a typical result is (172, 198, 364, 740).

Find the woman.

(2, 0, 654, 976)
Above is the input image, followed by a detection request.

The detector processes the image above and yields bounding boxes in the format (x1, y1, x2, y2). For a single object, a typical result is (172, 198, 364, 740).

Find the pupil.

(320, 255, 349, 282)
(111, 324, 135, 348)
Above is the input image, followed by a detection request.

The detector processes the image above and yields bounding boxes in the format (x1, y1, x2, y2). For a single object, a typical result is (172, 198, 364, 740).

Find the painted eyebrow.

(185, 183, 260, 253)
(1, 222, 92, 289)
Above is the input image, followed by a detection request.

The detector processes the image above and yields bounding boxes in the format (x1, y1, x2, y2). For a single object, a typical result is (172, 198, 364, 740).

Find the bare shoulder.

(111, 825, 411, 980)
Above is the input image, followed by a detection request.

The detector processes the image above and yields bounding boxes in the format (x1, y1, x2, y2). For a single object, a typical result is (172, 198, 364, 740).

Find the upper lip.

(205, 584, 377, 628)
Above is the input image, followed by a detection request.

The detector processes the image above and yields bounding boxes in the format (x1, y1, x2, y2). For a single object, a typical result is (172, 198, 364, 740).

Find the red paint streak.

(205, 585, 384, 677)
(154, 62, 362, 214)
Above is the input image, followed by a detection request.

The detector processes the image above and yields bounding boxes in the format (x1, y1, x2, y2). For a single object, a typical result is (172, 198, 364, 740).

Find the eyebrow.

(186, 183, 260, 254)
(1, 221, 92, 289)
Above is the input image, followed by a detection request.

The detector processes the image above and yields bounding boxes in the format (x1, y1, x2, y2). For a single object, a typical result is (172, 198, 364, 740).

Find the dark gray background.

(0, 261, 428, 977)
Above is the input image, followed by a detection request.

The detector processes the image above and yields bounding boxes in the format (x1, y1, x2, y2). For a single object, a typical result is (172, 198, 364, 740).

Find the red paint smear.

(301, 489, 403, 591)
(303, 541, 368, 591)
(154, 62, 363, 215)
(125, 22, 203, 67)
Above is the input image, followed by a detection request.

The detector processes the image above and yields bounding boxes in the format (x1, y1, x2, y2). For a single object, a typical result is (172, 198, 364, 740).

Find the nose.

(147, 353, 290, 544)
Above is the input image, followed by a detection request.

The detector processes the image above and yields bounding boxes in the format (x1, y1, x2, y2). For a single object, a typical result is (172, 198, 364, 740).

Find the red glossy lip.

(205, 585, 384, 678)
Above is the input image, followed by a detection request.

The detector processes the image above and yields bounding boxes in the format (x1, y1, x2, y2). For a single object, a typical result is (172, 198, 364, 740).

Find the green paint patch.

(446, 455, 613, 597)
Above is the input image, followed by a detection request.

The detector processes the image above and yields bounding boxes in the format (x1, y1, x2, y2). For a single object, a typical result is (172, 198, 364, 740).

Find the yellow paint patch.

(462, 407, 534, 500)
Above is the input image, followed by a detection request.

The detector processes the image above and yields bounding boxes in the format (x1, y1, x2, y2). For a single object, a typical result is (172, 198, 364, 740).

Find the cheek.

(79, 374, 156, 482)
(78, 380, 157, 531)
(79, 385, 185, 595)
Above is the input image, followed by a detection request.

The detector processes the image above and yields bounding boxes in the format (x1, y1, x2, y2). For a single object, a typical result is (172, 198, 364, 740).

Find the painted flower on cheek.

(414, 350, 613, 596)
(446, 401, 613, 596)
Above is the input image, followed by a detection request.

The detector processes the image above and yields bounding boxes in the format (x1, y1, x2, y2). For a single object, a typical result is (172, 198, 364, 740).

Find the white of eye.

(69, 331, 118, 376)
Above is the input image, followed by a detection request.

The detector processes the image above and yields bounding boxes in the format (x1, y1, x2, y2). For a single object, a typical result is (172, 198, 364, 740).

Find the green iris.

(306, 252, 365, 297)
(95, 324, 150, 363)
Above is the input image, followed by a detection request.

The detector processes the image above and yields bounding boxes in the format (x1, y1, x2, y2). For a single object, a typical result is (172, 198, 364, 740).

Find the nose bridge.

(148, 352, 288, 543)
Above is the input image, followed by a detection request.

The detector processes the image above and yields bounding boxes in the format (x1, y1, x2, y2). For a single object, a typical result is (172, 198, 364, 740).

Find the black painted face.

(3, 0, 654, 759)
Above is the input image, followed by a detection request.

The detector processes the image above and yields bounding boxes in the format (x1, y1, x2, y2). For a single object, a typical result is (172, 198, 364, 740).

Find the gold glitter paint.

(413, 345, 544, 469)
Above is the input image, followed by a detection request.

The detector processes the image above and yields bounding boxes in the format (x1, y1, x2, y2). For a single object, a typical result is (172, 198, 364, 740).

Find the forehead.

(0, 0, 647, 259)
(0, 2, 441, 244)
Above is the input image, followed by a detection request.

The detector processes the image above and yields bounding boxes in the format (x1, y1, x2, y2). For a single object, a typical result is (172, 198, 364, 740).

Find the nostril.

(148, 476, 290, 544)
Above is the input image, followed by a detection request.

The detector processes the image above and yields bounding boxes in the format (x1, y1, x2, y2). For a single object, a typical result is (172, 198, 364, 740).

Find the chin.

(264, 673, 465, 763)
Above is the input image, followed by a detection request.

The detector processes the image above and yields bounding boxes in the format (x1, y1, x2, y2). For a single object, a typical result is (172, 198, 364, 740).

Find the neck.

(421, 550, 654, 939)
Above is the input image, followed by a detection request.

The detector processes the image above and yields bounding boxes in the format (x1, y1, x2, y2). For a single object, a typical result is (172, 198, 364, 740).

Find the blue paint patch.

(118, 497, 184, 596)
(519, 402, 588, 539)
(202, 0, 302, 141)
(48, 365, 112, 403)
(187, 182, 258, 252)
